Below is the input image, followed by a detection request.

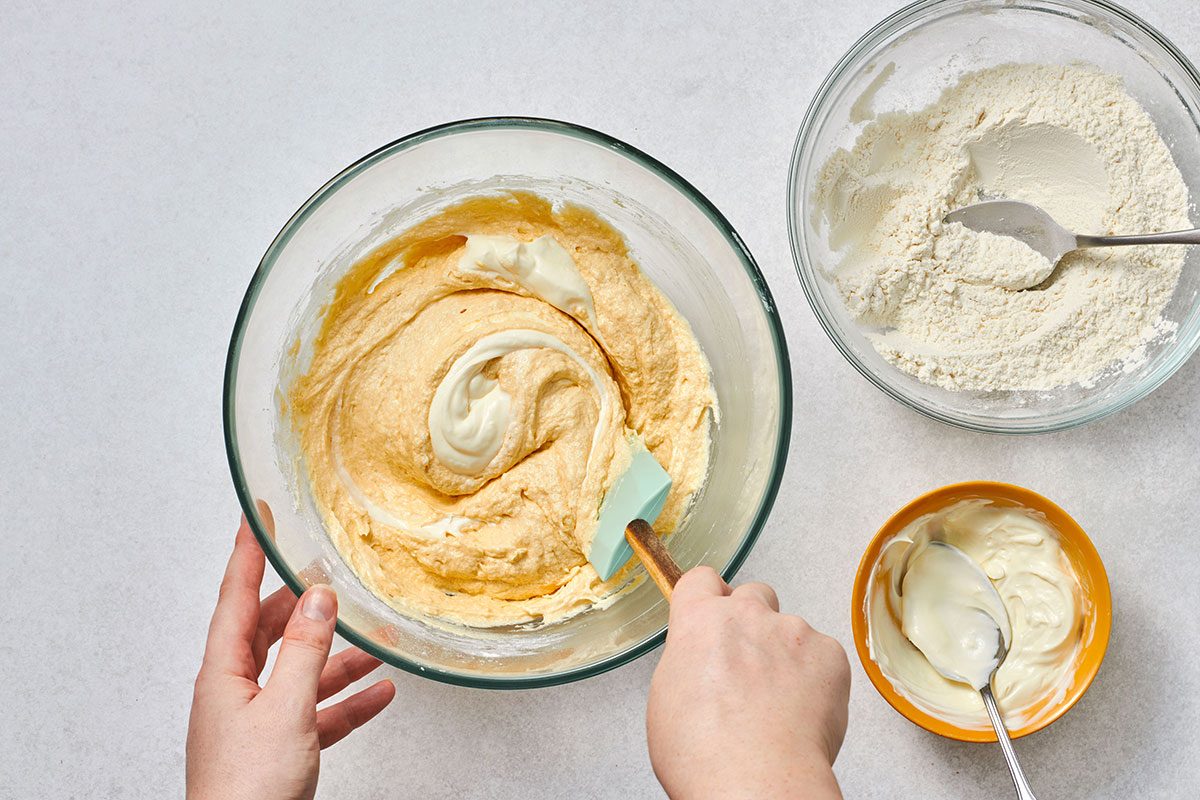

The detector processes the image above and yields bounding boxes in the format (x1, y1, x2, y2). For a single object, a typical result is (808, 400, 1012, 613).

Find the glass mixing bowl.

(224, 118, 791, 687)
(789, 0, 1200, 433)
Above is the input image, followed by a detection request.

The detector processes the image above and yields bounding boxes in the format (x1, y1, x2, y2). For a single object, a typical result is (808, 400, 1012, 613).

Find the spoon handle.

(625, 519, 682, 600)
(981, 686, 1039, 800)
(1077, 227, 1200, 248)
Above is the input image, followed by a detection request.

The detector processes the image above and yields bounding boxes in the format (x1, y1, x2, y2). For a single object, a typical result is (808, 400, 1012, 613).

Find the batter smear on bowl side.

(288, 193, 715, 627)
(815, 63, 1190, 391)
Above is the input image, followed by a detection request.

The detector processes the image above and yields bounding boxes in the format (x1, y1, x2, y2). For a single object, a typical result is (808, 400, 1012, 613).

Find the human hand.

(186, 517, 396, 800)
(646, 567, 851, 800)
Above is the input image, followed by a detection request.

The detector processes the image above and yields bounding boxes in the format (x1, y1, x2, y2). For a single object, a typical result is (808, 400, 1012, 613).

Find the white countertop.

(3, 1, 1199, 797)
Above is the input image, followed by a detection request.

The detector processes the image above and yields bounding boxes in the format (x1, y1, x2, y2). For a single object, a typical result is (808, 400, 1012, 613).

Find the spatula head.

(589, 441, 673, 581)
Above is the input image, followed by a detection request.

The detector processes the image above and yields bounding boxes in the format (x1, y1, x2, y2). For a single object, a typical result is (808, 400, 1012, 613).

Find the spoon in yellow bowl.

(945, 199, 1200, 290)
(900, 540, 1039, 800)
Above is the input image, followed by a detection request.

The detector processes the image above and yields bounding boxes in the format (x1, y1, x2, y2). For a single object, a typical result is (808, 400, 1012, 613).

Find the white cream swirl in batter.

(288, 193, 715, 627)
(428, 329, 614, 476)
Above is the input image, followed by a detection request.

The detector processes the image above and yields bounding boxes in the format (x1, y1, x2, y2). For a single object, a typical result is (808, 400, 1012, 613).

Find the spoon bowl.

(944, 201, 1071, 288)
(946, 199, 1200, 290)
(898, 540, 1011, 689)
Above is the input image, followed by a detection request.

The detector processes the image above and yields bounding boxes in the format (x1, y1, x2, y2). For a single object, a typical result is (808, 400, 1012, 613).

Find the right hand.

(646, 567, 851, 800)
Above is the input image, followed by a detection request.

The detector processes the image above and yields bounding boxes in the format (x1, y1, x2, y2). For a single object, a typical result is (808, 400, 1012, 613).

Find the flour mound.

(816, 63, 1190, 392)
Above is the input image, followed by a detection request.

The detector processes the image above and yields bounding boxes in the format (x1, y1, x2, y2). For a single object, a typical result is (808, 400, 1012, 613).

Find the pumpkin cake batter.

(288, 193, 715, 627)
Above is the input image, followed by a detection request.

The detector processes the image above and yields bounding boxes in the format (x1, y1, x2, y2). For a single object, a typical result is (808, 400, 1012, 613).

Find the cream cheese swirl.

(428, 328, 613, 475)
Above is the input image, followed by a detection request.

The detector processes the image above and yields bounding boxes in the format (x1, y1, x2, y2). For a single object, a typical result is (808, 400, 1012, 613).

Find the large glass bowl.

(225, 118, 791, 688)
(789, 0, 1200, 433)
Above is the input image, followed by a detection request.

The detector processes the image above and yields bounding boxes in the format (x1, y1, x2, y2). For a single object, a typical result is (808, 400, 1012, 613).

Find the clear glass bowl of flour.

(225, 119, 791, 687)
(789, 0, 1200, 433)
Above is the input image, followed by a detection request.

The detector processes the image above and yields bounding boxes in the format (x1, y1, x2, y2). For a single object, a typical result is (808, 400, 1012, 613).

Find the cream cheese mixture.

(816, 63, 1190, 391)
(867, 499, 1087, 730)
(288, 193, 715, 627)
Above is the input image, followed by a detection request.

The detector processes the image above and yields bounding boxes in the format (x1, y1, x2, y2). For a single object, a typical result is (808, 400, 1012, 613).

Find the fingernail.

(302, 585, 336, 621)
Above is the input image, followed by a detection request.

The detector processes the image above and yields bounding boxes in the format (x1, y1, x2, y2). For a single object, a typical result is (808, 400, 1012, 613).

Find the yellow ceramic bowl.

(850, 481, 1112, 742)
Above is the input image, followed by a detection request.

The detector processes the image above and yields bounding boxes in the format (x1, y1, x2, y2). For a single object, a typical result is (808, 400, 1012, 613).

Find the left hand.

(186, 517, 396, 800)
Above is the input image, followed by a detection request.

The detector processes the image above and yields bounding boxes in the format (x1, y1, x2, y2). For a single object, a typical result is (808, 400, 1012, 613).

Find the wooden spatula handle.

(625, 519, 682, 600)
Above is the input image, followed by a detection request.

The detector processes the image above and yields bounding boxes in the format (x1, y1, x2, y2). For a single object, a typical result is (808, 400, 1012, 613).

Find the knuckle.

(785, 614, 813, 637)
(829, 638, 852, 675)
(345, 699, 371, 728)
(282, 624, 328, 655)
(729, 593, 756, 610)
(196, 656, 224, 684)
(330, 654, 356, 688)
(192, 669, 211, 698)
(818, 630, 845, 654)
(811, 632, 851, 674)
(677, 566, 720, 591)
(736, 582, 770, 600)
(730, 593, 768, 614)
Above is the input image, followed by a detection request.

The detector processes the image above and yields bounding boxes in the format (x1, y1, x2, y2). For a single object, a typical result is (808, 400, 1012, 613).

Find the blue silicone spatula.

(587, 440, 682, 597)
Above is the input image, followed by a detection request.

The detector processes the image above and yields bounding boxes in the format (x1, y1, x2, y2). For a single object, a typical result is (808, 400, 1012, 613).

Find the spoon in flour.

(900, 540, 1039, 800)
(945, 200, 1200, 289)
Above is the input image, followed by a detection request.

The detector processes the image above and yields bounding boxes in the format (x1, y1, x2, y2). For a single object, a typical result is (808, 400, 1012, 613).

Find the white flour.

(816, 63, 1190, 391)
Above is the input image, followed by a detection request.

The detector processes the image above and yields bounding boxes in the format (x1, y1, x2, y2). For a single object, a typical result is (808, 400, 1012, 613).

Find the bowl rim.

(223, 116, 793, 689)
(787, 0, 1200, 435)
(849, 480, 1113, 742)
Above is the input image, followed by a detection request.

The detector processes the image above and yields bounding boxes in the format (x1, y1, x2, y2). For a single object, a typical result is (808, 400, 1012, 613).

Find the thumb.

(264, 585, 337, 707)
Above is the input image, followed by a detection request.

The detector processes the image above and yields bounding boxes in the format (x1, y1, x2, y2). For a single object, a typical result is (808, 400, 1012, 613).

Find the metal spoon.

(900, 541, 1039, 800)
(944, 199, 1200, 290)
(979, 661, 1038, 800)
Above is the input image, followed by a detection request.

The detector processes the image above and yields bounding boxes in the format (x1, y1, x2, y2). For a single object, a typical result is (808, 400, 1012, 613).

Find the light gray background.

(3, 0, 1199, 797)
